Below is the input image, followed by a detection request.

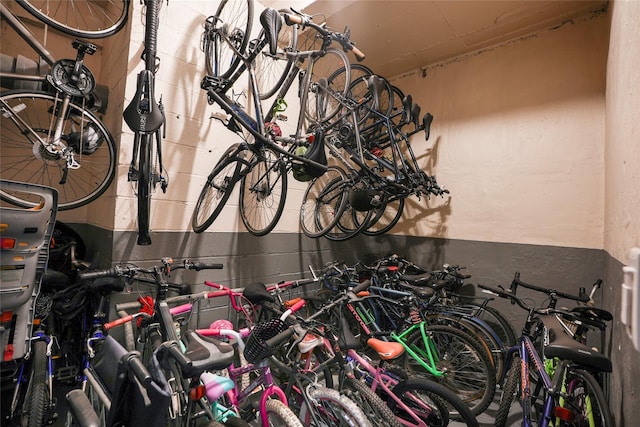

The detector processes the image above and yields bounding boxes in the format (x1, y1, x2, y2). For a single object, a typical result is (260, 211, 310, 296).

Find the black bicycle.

(123, 0, 167, 245)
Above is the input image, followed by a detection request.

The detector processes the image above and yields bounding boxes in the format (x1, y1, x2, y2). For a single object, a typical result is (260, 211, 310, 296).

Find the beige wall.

(388, 12, 608, 249)
(604, 0, 640, 263)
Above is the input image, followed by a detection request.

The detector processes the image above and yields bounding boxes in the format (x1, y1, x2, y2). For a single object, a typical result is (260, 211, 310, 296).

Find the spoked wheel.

(239, 147, 287, 236)
(255, 9, 298, 100)
(299, 165, 349, 238)
(363, 196, 405, 236)
(204, 0, 253, 78)
(192, 144, 246, 233)
(0, 90, 117, 210)
(16, 0, 130, 39)
(304, 48, 351, 128)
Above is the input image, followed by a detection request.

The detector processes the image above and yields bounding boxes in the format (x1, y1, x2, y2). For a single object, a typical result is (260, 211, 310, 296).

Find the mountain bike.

(123, 0, 167, 245)
(1, 2, 117, 210)
(478, 283, 614, 427)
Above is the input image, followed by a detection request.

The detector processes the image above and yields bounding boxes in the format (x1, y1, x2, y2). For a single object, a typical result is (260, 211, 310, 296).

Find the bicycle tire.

(24, 340, 48, 427)
(304, 47, 351, 127)
(0, 90, 117, 210)
(467, 303, 518, 348)
(391, 378, 479, 427)
(401, 324, 497, 417)
(239, 147, 287, 236)
(299, 386, 372, 427)
(563, 368, 614, 427)
(263, 399, 303, 427)
(204, 0, 253, 79)
(494, 355, 521, 427)
(343, 377, 402, 427)
(299, 165, 348, 238)
(17, 0, 129, 39)
(362, 196, 404, 236)
(136, 134, 153, 245)
(324, 202, 372, 241)
(192, 144, 245, 233)
(255, 9, 297, 100)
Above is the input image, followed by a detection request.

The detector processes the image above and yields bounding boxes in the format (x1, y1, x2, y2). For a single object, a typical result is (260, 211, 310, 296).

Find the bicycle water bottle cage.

(123, 70, 163, 133)
(259, 8, 283, 56)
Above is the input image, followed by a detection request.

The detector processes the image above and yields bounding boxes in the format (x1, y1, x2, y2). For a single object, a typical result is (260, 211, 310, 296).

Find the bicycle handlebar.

(283, 11, 365, 61)
(78, 259, 223, 281)
(509, 272, 592, 304)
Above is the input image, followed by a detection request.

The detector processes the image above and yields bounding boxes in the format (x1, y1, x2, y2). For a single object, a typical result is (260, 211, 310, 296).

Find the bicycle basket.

(243, 318, 286, 363)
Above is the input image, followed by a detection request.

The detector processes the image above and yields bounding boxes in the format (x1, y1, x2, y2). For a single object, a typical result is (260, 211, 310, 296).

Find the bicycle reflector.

(1, 237, 16, 250)
(554, 406, 574, 422)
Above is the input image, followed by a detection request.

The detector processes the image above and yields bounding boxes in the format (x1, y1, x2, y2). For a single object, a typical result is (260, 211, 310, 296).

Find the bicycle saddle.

(570, 306, 613, 323)
(541, 314, 612, 373)
(123, 69, 164, 133)
(292, 129, 328, 181)
(180, 331, 235, 377)
(242, 282, 275, 305)
(259, 8, 282, 56)
(366, 75, 385, 112)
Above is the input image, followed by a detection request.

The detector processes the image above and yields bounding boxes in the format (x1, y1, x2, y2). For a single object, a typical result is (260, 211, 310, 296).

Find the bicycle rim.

(16, 0, 129, 39)
(192, 147, 244, 233)
(239, 147, 287, 236)
(363, 196, 404, 236)
(299, 166, 348, 238)
(255, 9, 297, 100)
(205, 0, 253, 78)
(304, 48, 351, 127)
(0, 90, 117, 210)
(324, 203, 372, 241)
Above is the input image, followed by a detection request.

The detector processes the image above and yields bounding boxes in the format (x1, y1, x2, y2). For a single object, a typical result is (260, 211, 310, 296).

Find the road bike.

(123, 0, 167, 245)
(193, 2, 363, 235)
(1, 2, 118, 210)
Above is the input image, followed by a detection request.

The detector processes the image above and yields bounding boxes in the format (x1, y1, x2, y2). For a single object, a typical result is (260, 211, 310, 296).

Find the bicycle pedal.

(55, 366, 79, 383)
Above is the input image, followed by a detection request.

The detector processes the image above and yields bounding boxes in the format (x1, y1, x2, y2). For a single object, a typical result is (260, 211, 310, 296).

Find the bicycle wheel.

(192, 144, 245, 233)
(263, 399, 303, 427)
(304, 47, 351, 127)
(362, 196, 404, 236)
(136, 134, 153, 245)
(401, 324, 496, 417)
(17, 0, 129, 39)
(342, 377, 402, 427)
(0, 90, 117, 210)
(299, 386, 372, 427)
(324, 202, 372, 241)
(466, 303, 518, 349)
(239, 147, 287, 236)
(562, 368, 614, 427)
(390, 378, 478, 427)
(495, 356, 520, 427)
(23, 340, 48, 427)
(204, 0, 253, 79)
(255, 9, 297, 100)
(299, 165, 348, 238)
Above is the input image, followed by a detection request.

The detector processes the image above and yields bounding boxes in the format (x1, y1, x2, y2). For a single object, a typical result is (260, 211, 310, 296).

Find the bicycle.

(266, 284, 479, 427)
(193, 2, 364, 235)
(478, 283, 615, 427)
(1, 2, 118, 211)
(194, 302, 308, 426)
(123, 0, 167, 245)
(80, 258, 237, 426)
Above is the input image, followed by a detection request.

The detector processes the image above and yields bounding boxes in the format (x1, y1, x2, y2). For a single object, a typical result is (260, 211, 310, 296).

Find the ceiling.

(264, 0, 608, 78)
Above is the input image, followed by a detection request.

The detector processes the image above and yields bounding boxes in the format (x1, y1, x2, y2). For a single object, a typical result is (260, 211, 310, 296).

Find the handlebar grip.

(264, 327, 295, 349)
(350, 46, 365, 62)
(284, 13, 303, 26)
(289, 299, 306, 314)
(191, 262, 223, 271)
(78, 267, 120, 281)
(125, 353, 152, 387)
(104, 315, 134, 330)
(351, 280, 371, 294)
(294, 278, 318, 288)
